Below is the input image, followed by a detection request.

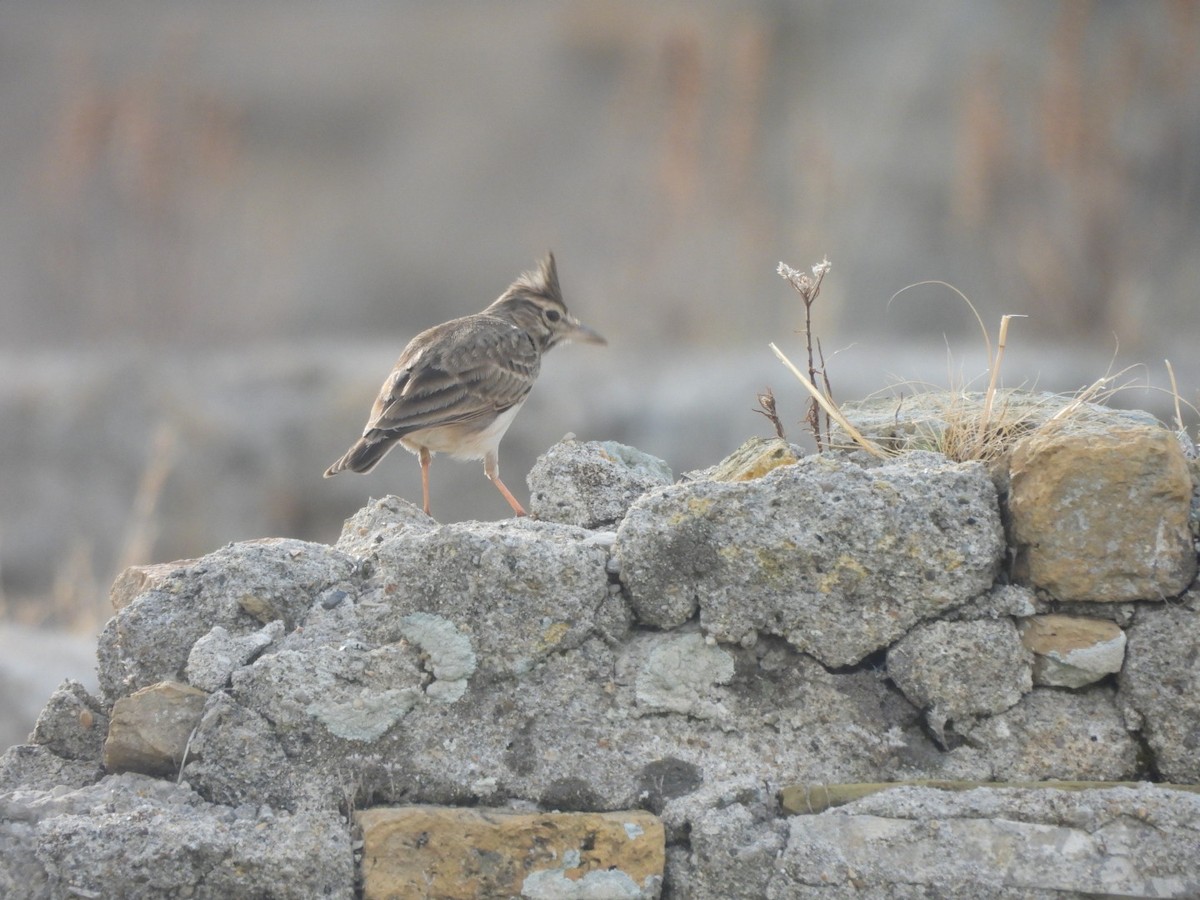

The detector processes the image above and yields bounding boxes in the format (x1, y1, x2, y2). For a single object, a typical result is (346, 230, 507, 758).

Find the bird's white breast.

(400, 401, 526, 461)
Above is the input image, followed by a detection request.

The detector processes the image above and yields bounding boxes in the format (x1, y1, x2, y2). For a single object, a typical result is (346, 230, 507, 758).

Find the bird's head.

(488, 253, 606, 352)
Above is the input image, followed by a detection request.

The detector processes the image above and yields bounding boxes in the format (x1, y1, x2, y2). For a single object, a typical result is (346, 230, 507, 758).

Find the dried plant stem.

(178, 725, 199, 784)
(770, 342, 889, 458)
(778, 257, 833, 449)
(817, 338, 834, 440)
(804, 266, 827, 448)
(754, 387, 787, 440)
(1165, 359, 1185, 433)
(975, 314, 1025, 454)
(1047, 369, 1134, 424)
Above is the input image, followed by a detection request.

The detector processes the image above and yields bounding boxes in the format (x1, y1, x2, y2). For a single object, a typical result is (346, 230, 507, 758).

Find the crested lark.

(324, 253, 605, 517)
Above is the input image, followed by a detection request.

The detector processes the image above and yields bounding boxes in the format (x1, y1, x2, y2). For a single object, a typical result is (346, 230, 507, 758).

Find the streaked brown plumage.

(324, 253, 605, 516)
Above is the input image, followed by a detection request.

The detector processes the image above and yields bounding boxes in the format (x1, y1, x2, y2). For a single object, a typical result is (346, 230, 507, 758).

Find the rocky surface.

(1019, 614, 1126, 688)
(358, 806, 664, 899)
(773, 784, 1200, 898)
(956, 687, 1141, 781)
(528, 438, 673, 529)
(27, 680, 107, 764)
(1117, 593, 1200, 783)
(103, 681, 207, 776)
(616, 450, 1005, 667)
(886, 618, 1032, 744)
(1009, 422, 1196, 601)
(95, 537, 360, 704)
(0, 774, 352, 900)
(1, 414, 1198, 897)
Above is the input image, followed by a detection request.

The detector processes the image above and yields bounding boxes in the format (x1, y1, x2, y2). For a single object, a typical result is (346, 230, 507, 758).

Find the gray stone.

(0, 744, 102, 795)
(0, 773, 353, 900)
(231, 641, 425, 744)
(333, 494, 435, 559)
(886, 618, 1032, 741)
(633, 629, 736, 721)
(183, 692, 303, 811)
(186, 619, 284, 691)
(1041, 600, 1138, 626)
(96, 538, 358, 704)
(658, 778, 784, 899)
(358, 518, 618, 676)
(667, 801, 786, 899)
(528, 438, 673, 529)
(616, 451, 1004, 667)
(28, 680, 108, 762)
(1117, 597, 1200, 782)
(770, 784, 1200, 897)
(8, 433, 1198, 897)
(943, 584, 1038, 621)
(956, 687, 1141, 781)
(657, 777, 776, 845)
(191, 625, 930, 817)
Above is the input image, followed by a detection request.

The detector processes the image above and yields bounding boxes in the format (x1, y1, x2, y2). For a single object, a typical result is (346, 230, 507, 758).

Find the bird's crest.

(508, 252, 562, 305)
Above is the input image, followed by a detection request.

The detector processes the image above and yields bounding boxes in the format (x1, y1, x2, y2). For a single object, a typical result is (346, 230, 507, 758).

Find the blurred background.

(2, 1, 1199, 746)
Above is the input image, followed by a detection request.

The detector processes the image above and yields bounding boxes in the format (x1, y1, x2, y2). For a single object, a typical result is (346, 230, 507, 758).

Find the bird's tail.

(323, 436, 395, 477)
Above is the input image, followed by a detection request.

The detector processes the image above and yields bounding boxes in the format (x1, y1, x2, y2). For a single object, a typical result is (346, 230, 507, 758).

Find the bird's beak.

(565, 317, 607, 345)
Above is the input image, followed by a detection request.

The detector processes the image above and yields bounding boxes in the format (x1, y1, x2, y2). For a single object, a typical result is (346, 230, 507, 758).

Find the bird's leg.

(484, 450, 527, 517)
(419, 446, 433, 516)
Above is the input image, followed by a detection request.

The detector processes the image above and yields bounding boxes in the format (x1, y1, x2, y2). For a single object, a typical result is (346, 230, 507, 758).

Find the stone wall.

(2, 396, 1199, 898)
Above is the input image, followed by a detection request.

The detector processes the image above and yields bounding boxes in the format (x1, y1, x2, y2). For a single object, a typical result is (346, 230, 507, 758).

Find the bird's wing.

(363, 317, 540, 438)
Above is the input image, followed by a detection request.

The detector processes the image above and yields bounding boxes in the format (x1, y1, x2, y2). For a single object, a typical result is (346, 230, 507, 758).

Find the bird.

(324, 253, 605, 517)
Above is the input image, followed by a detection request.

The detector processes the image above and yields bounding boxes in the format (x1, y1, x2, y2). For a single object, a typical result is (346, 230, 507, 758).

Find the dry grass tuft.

(771, 267, 1198, 466)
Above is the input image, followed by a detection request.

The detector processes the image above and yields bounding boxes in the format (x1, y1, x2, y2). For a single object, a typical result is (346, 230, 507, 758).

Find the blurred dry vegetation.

(13, 2, 1200, 347)
(1, 2, 1198, 633)
(952, 1, 1200, 340)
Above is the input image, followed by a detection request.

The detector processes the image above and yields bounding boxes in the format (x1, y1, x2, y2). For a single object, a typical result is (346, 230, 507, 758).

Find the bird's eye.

(545, 308, 561, 323)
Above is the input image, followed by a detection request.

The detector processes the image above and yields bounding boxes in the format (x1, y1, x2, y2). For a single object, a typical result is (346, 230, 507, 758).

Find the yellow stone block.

(357, 806, 664, 899)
